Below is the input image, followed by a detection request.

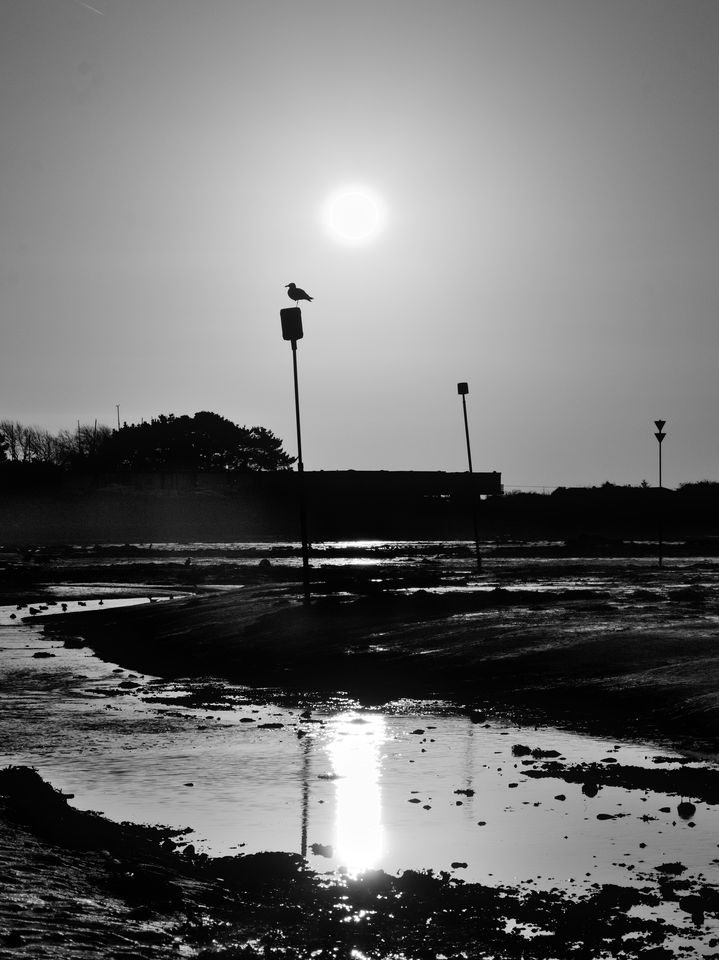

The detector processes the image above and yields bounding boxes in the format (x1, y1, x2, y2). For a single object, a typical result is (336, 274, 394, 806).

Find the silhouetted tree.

(0, 420, 111, 468)
(678, 480, 719, 492)
(0, 420, 42, 462)
(97, 412, 294, 472)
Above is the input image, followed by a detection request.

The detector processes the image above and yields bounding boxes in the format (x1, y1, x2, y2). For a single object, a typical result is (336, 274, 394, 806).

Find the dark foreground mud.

(3, 766, 719, 959)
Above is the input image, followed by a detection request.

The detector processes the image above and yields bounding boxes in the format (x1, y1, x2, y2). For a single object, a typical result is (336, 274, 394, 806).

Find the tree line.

(0, 412, 294, 473)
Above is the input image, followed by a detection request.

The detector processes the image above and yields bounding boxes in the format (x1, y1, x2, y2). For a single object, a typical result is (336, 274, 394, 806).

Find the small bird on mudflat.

(285, 283, 313, 303)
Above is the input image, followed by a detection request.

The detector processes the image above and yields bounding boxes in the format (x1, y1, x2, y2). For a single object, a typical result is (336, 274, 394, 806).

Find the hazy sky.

(2, 0, 718, 489)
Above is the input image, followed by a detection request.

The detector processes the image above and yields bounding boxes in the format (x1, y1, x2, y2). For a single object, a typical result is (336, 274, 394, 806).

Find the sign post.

(457, 382, 481, 571)
(281, 307, 310, 603)
(654, 419, 666, 568)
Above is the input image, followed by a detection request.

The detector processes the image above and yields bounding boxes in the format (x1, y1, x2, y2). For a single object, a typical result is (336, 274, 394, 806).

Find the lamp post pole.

(281, 307, 310, 604)
(654, 419, 666, 568)
(457, 382, 481, 571)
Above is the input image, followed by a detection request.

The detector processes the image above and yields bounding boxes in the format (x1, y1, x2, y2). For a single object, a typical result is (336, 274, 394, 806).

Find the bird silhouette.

(285, 283, 313, 303)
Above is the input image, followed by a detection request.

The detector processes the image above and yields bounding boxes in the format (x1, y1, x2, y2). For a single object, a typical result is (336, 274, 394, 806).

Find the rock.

(512, 744, 532, 757)
(656, 862, 687, 875)
(63, 636, 85, 649)
(677, 801, 696, 820)
(395, 869, 438, 897)
(33, 651, 55, 658)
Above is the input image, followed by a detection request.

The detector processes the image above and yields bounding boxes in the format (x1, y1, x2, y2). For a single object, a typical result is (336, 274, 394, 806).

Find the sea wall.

(1, 467, 717, 545)
(0, 469, 501, 544)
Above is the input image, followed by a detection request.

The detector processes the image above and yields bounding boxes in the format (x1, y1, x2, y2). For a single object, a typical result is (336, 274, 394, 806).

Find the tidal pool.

(1, 592, 718, 906)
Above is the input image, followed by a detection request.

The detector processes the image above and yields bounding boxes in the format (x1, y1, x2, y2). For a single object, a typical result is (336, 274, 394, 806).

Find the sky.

(2, 0, 718, 490)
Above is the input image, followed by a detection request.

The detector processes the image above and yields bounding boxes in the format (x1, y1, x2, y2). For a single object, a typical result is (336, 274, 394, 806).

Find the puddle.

(1, 595, 718, 906)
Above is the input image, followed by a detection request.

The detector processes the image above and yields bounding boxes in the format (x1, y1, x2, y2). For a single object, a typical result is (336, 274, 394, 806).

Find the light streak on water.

(327, 713, 385, 875)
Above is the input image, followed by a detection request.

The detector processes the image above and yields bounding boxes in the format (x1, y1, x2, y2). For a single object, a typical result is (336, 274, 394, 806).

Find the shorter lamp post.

(654, 419, 666, 568)
(457, 382, 481, 571)
(281, 307, 310, 603)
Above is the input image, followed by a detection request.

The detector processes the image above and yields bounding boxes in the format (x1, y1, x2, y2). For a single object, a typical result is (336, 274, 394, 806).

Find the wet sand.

(37, 564, 719, 757)
(3, 551, 719, 957)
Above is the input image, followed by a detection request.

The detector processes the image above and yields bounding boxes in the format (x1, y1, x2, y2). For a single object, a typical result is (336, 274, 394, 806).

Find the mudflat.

(3, 546, 719, 958)
(38, 559, 719, 757)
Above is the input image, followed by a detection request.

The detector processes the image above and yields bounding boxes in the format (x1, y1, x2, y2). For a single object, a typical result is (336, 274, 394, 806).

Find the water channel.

(2, 586, 718, 914)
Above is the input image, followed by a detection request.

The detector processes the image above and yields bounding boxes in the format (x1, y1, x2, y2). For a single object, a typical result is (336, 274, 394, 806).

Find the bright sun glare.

(328, 713, 385, 874)
(322, 185, 386, 246)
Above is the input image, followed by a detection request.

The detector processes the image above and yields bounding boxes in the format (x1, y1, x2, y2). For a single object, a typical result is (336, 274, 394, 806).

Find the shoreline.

(34, 565, 719, 760)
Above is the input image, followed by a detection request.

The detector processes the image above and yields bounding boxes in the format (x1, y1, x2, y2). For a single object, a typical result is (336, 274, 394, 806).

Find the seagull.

(285, 283, 313, 303)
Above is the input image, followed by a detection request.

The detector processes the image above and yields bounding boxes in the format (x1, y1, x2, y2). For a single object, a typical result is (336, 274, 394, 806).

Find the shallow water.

(1, 591, 718, 909)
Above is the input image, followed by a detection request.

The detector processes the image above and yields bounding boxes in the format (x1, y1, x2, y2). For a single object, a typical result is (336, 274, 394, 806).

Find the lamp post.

(457, 382, 481, 571)
(281, 307, 310, 603)
(654, 419, 666, 568)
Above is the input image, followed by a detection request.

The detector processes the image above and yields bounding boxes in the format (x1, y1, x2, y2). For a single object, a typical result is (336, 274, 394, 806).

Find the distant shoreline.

(1, 470, 718, 545)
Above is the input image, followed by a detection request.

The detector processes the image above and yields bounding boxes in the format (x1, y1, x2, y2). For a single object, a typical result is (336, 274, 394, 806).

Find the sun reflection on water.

(327, 713, 386, 875)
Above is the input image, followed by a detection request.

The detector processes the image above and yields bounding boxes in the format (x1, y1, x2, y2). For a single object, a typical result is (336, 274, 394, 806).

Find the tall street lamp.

(281, 306, 310, 603)
(457, 382, 481, 571)
(654, 419, 666, 568)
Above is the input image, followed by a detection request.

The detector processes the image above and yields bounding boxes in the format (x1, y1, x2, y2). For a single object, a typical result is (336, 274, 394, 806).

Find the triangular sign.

(655, 432, 666, 443)
(654, 420, 666, 431)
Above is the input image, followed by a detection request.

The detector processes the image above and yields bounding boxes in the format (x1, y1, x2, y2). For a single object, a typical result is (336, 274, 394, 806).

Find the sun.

(322, 185, 386, 246)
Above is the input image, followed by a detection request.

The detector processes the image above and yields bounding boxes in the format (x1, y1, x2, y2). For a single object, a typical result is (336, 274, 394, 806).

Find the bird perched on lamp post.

(285, 282, 313, 303)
